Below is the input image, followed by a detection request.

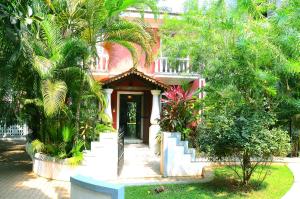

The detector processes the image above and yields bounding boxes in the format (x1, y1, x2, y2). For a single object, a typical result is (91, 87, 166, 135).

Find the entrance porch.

(102, 68, 169, 148)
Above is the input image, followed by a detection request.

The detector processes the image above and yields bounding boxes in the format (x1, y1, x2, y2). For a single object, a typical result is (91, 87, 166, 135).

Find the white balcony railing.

(90, 54, 109, 73)
(90, 55, 194, 75)
(155, 57, 192, 74)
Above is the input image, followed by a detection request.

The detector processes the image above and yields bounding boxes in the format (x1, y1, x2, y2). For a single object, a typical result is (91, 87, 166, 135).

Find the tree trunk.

(289, 118, 293, 157)
(75, 57, 85, 140)
(242, 153, 251, 185)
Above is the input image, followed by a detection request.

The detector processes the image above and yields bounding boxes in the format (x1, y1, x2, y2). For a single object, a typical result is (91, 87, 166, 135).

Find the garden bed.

(126, 166, 293, 199)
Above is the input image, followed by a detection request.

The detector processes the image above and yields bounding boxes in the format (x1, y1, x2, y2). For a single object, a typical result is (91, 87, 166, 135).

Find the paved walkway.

(119, 144, 161, 179)
(112, 143, 213, 185)
(0, 140, 70, 199)
(282, 158, 300, 199)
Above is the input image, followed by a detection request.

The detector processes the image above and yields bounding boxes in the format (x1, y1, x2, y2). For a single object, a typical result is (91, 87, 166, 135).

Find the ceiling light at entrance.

(128, 95, 132, 99)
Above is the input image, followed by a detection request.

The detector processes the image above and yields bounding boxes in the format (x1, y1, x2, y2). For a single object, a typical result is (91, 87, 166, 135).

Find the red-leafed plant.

(159, 85, 200, 141)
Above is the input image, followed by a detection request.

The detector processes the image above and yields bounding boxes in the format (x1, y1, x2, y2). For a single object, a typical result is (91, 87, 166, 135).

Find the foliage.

(270, 0, 300, 156)
(127, 102, 137, 123)
(159, 85, 199, 142)
(94, 123, 116, 140)
(31, 139, 45, 154)
(126, 166, 293, 199)
(0, 0, 157, 162)
(161, 0, 295, 185)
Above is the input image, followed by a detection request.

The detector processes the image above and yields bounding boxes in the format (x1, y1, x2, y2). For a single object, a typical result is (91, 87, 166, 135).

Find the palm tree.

(1, 0, 158, 159)
(44, 0, 158, 133)
(0, 0, 38, 125)
(50, 0, 157, 66)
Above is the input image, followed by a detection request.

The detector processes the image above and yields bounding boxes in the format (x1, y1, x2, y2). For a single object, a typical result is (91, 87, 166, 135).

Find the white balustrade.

(91, 44, 109, 73)
(155, 57, 191, 74)
(91, 54, 109, 73)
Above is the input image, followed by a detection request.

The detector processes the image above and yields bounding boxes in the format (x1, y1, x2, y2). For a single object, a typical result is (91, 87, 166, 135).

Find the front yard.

(126, 166, 293, 199)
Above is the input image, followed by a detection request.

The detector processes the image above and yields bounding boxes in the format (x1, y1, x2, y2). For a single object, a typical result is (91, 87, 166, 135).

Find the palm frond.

(102, 19, 155, 66)
(105, 0, 158, 18)
(62, 125, 74, 143)
(84, 74, 106, 109)
(39, 18, 63, 60)
(33, 55, 53, 78)
(41, 79, 67, 116)
(24, 98, 43, 107)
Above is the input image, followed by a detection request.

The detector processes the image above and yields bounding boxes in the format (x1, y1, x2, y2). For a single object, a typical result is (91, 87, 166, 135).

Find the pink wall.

(103, 29, 160, 75)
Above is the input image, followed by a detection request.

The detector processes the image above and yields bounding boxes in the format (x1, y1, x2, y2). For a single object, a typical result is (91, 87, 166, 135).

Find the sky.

(157, 0, 187, 13)
(157, 0, 238, 13)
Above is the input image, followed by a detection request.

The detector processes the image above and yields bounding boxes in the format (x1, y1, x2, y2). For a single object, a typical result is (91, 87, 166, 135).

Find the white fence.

(0, 123, 29, 138)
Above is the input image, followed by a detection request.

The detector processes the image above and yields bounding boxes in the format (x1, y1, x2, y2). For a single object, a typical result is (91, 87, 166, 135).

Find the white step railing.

(0, 123, 29, 138)
(155, 57, 191, 74)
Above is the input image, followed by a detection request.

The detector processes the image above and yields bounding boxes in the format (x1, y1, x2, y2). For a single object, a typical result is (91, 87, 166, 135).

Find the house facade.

(92, 11, 205, 150)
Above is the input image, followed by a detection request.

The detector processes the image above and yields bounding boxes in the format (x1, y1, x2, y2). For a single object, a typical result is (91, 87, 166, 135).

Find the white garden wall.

(31, 133, 118, 181)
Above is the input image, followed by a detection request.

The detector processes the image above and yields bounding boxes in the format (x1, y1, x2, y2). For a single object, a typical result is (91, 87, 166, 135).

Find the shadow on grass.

(128, 167, 271, 199)
(195, 166, 269, 198)
(201, 177, 268, 197)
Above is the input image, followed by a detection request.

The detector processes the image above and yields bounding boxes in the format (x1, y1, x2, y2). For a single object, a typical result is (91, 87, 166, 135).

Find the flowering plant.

(159, 85, 199, 140)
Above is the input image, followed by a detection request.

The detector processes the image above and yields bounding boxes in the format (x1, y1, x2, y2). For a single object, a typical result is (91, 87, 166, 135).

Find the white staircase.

(79, 133, 118, 180)
(161, 132, 209, 177)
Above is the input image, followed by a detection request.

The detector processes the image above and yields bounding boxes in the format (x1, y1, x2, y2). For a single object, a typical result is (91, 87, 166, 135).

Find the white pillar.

(149, 90, 161, 154)
(103, 89, 113, 122)
(150, 90, 161, 124)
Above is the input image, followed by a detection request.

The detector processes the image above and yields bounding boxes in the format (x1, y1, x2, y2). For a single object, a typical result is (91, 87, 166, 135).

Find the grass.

(125, 166, 293, 199)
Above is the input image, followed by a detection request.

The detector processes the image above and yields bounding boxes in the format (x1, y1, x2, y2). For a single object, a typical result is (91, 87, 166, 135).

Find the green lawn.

(125, 166, 293, 199)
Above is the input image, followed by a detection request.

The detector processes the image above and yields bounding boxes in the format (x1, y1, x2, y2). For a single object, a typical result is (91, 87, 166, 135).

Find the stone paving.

(112, 143, 214, 186)
(282, 158, 300, 199)
(0, 140, 70, 199)
(118, 144, 161, 179)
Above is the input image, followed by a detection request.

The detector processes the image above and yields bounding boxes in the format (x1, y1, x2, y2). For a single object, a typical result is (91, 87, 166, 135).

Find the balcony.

(90, 54, 109, 74)
(154, 57, 199, 85)
(155, 57, 195, 75)
(90, 55, 199, 81)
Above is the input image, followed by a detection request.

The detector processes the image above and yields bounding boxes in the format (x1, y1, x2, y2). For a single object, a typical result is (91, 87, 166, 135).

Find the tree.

(0, 0, 37, 124)
(270, 0, 300, 156)
(161, 0, 293, 185)
(0, 0, 158, 162)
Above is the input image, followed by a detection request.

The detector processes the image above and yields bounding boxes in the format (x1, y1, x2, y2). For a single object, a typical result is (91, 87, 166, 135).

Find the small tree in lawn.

(198, 90, 290, 185)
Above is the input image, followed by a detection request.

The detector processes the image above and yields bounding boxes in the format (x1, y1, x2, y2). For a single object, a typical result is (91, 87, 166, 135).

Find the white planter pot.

(32, 153, 81, 181)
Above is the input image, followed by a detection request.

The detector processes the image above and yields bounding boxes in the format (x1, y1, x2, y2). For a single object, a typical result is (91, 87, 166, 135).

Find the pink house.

(92, 12, 205, 149)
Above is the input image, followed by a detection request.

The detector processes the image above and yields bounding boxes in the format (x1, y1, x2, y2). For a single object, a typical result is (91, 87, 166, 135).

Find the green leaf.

(41, 80, 67, 116)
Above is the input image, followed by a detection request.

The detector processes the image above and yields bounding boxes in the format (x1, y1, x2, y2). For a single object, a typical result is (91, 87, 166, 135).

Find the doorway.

(119, 94, 143, 142)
